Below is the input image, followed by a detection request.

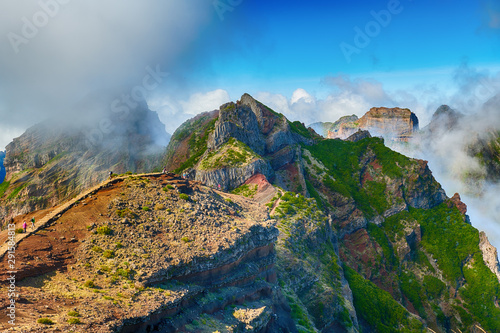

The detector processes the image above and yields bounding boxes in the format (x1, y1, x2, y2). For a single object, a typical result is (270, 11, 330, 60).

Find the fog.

(0, 0, 215, 149)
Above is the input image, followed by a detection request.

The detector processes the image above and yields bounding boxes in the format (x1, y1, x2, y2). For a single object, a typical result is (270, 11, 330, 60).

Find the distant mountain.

(327, 107, 419, 141)
(161, 93, 500, 332)
(422, 105, 463, 134)
(0, 151, 5, 183)
(0, 92, 170, 221)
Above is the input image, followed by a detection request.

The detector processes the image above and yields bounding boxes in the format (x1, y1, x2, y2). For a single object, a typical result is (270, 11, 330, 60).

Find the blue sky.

(0, 0, 499, 147)
(186, 0, 499, 97)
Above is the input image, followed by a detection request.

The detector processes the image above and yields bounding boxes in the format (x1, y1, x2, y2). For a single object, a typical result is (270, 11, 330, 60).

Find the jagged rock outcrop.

(424, 105, 463, 134)
(479, 231, 500, 282)
(346, 130, 372, 142)
(166, 93, 318, 191)
(0, 93, 170, 225)
(327, 107, 419, 142)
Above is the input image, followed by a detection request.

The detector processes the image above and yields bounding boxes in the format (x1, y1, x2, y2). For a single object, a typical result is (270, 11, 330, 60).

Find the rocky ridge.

(0, 173, 286, 332)
(0, 94, 169, 225)
(167, 94, 500, 332)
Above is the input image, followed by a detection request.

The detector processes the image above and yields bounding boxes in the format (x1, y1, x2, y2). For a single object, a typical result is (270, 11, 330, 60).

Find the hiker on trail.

(22, 221, 27, 233)
(109, 171, 113, 179)
(218, 184, 221, 190)
(31, 217, 35, 229)
(162, 167, 166, 174)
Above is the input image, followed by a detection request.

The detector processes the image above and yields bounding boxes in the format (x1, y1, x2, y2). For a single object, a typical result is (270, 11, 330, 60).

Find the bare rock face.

(175, 94, 317, 191)
(346, 130, 372, 142)
(327, 107, 419, 141)
(479, 231, 500, 282)
(450, 193, 468, 215)
(358, 107, 419, 141)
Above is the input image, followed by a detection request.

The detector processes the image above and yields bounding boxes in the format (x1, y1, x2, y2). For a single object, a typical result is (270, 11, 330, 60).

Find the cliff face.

(163, 95, 500, 332)
(165, 93, 318, 192)
(0, 94, 170, 224)
(0, 174, 287, 332)
(327, 107, 419, 142)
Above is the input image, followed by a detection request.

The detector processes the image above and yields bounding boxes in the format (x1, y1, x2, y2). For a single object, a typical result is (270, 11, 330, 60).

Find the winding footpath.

(0, 173, 162, 260)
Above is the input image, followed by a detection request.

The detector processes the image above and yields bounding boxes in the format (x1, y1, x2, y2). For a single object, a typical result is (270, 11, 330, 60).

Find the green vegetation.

(179, 193, 190, 201)
(68, 311, 80, 317)
(399, 271, 425, 317)
(84, 280, 95, 288)
(288, 120, 313, 139)
(344, 265, 424, 332)
(181, 236, 191, 243)
(305, 137, 411, 219)
(173, 117, 217, 173)
(163, 184, 174, 190)
(67, 317, 81, 324)
(15, 228, 24, 234)
(7, 184, 27, 200)
(37, 318, 54, 325)
(102, 250, 115, 259)
(231, 184, 258, 198)
(367, 223, 398, 268)
(0, 180, 10, 198)
(423, 275, 446, 300)
(199, 138, 259, 170)
(96, 225, 112, 235)
(141, 206, 150, 211)
(379, 203, 500, 331)
(92, 246, 103, 253)
(116, 208, 135, 219)
(47, 152, 68, 165)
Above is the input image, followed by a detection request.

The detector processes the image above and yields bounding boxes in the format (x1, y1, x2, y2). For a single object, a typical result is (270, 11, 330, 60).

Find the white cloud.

(180, 89, 230, 115)
(291, 88, 315, 105)
(0, 125, 24, 151)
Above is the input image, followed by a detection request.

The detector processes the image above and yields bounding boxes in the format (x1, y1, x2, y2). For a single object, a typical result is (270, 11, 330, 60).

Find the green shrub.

(15, 228, 24, 234)
(37, 318, 54, 325)
(344, 265, 423, 332)
(179, 193, 190, 201)
(68, 311, 80, 317)
(164, 185, 174, 191)
(423, 275, 446, 299)
(67, 317, 81, 324)
(84, 280, 95, 288)
(181, 236, 191, 243)
(103, 250, 115, 258)
(96, 225, 112, 235)
(92, 246, 103, 253)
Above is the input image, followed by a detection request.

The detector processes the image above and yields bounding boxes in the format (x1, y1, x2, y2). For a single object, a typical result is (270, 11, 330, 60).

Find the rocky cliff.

(0, 174, 287, 332)
(327, 107, 419, 142)
(0, 93, 170, 226)
(163, 94, 500, 332)
(165, 94, 319, 192)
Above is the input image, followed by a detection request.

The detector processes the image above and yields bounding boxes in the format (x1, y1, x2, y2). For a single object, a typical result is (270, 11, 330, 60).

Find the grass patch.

(0, 180, 10, 198)
(179, 193, 190, 201)
(37, 318, 54, 325)
(96, 225, 112, 235)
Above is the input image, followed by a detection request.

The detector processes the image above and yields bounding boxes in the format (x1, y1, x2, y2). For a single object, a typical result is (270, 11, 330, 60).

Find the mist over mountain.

(0, 91, 170, 221)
